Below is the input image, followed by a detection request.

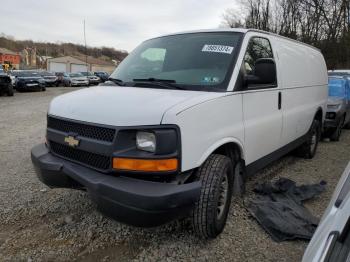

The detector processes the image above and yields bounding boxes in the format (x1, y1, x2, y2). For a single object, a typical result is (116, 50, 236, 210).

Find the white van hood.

(49, 86, 223, 126)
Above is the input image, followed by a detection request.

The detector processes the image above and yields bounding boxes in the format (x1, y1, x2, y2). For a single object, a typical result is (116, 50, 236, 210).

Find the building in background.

(47, 56, 115, 73)
(0, 48, 20, 69)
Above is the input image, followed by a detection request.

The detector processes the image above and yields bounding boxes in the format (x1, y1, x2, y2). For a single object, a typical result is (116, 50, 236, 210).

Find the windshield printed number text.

(202, 45, 234, 54)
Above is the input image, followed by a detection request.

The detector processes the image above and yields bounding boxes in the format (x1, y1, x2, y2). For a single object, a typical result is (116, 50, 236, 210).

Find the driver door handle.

(278, 92, 282, 110)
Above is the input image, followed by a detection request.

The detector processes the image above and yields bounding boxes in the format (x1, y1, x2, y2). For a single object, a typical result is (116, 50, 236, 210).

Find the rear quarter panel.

(274, 37, 328, 144)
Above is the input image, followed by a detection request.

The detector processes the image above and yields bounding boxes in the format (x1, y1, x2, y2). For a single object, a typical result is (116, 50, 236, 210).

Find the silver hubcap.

(217, 172, 229, 220)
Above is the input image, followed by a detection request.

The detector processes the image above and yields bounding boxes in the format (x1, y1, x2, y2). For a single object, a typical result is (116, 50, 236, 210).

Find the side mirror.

(244, 58, 276, 87)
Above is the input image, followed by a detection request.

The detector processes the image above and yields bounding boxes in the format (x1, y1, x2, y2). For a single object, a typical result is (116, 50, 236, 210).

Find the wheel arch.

(314, 107, 323, 124)
(197, 138, 245, 168)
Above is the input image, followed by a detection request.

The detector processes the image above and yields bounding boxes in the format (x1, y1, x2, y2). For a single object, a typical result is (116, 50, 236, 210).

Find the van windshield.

(110, 32, 243, 91)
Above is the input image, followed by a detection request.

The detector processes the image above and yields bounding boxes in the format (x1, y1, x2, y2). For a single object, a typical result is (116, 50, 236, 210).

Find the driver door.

(242, 36, 283, 166)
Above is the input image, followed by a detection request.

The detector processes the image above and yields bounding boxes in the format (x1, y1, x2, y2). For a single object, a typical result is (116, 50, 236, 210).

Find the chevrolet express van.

(31, 29, 328, 238)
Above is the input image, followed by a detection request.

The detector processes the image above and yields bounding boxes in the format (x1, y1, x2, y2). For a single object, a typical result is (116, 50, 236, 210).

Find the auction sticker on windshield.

(202, 45, 234, 54)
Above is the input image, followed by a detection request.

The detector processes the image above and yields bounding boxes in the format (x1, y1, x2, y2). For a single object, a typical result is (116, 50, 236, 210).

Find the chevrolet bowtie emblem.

(64, 136, 80, 147)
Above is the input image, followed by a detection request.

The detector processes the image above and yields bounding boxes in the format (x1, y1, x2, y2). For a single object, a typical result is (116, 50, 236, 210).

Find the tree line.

(0, 33, 128, 63)
(221, 0, 350, 69)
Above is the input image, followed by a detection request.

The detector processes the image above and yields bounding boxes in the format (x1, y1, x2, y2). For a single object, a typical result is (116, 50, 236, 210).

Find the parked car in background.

(94, 71, 109, 82)
(1, 69, 16, 85)
(55, 72, 71, 87)
(303, 162, 350, 262)
(69, 73, 89, 86)
(12, 70, 46, 92)
(80, 71, 100, 85)
(0, 70, 14, 96)
(31, 29, 328, 238)
(324, 76, 350, 141)
(40, 71, 58, 87)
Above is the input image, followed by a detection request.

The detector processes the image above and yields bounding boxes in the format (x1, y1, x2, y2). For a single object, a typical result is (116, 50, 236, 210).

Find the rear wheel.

(191, 154, 234, 238)
(295, 119, 320, 159)
(42, 86, 46, 91)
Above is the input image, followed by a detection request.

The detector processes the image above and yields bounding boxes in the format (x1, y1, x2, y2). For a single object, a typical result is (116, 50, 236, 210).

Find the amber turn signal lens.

(113, 158, 178, 172)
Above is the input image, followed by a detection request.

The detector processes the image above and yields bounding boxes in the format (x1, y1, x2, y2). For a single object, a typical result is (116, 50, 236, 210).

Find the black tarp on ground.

(247, 178, 327, 242)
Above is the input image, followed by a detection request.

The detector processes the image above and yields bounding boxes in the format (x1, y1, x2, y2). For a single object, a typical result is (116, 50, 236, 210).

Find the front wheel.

(7, 84, 14, 96)
(191, 154, 234, 238)
(330, 116, 344, 141)
(295, 119, 320, 159)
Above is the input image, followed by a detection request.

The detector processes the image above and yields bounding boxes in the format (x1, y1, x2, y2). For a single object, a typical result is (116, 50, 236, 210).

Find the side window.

(242, 37, 277, 89)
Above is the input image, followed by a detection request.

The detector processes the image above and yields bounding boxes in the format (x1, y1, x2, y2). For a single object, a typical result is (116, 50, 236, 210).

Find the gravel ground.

(0, 87, 350, 262)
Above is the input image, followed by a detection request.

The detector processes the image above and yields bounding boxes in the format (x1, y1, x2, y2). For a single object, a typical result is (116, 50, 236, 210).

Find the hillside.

(0, 33, 128, 64)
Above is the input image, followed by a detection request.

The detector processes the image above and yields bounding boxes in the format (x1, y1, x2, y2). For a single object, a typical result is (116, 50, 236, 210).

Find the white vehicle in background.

(68, 72, 89, 86)
(79, 71, 100, 85)
(31, 29, 328, 238)
(303, 162, 350, 262)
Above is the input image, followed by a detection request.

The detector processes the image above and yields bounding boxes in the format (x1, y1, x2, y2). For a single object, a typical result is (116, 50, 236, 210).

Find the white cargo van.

(31, 29, 328, 238)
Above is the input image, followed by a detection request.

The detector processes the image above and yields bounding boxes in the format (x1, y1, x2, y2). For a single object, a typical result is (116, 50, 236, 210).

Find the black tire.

(330, 116, 345, 141)
(7, 84, 14, 96)
(343, 119, 350, 129)
(191, 154, 234, 238)
(42, 86, 46, 91)
(295, 119, 321, 159)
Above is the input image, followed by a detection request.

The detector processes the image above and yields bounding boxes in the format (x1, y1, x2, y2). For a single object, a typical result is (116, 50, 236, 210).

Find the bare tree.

(220, 8, 245, 28)
(221, 0, 350, 68)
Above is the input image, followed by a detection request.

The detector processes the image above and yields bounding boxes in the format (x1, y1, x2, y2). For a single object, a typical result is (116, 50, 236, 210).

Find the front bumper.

(324, 113, 342, 129)
(88, 79, 100, 85)
(17, 82, 45, 91)
(324, 119, 339, 129)
(71, 81, 88, 86)
(0, 83, 10, 92)
(31, 143, 200, 227)
(44, 80, 57, 86)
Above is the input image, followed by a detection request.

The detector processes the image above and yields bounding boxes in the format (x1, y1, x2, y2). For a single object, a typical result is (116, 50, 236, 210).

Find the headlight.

(136, 131, 156, 152)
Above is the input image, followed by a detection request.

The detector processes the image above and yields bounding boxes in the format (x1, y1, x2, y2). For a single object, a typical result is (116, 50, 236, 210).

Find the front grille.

(48, 117, 116, 142)
(50, 141, 111, 170)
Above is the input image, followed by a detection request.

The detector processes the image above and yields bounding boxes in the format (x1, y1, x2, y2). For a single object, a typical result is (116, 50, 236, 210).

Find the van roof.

(156, 28, 320, 52)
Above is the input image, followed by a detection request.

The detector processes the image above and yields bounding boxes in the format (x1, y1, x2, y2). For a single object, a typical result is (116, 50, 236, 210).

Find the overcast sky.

(1, 0, 239, 52)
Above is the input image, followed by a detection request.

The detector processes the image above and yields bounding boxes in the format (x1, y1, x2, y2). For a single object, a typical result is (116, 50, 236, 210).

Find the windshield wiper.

(132, 78, 187, 90)
(108, 77, 125, 86)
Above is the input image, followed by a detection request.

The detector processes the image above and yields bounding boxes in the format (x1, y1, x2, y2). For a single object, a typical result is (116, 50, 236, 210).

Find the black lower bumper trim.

(31, 143, 201, 227)
(324, 119, 339, 128)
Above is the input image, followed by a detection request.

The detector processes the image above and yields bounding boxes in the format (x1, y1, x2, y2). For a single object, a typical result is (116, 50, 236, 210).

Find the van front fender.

(196, 137, 245, 167)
